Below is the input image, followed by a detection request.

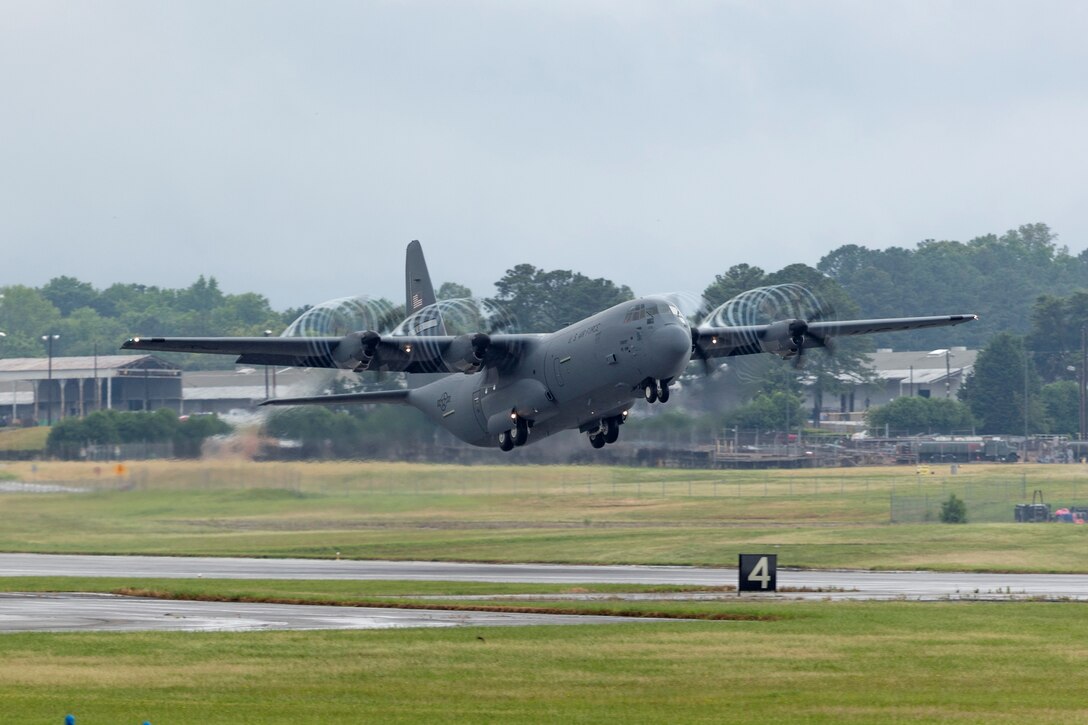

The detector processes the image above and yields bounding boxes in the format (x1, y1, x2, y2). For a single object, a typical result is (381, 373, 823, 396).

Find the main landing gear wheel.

(498, 430, 514, 452)
(643, 382, 658, 403)
(513, 416, 529, 446)
(589, 432, 606, 449)
(658, 383, 670, 403)
(604, 417, 620, 444)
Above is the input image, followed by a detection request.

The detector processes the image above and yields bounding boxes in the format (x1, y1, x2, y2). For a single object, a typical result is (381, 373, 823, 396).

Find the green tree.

(1026, 291, 1088, 383)
(490, 265, 633, 332)
(41, 276, 99, 316)
(437, 282, 473, 300)
(701, 264, 767, 308)
(723, 391, 804, 431)
(1040, 381, 1079, 436)
(0, 286, 63, 357)
(959, 333, 1045, 434)
(866, 396, 975, 436)
(818, 223, 1077, 350)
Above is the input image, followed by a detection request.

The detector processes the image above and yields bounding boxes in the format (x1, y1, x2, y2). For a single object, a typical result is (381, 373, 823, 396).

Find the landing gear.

(499, 413, 530, 451)
(644, 379, 670, 404)
(586, 414, 624, 448)
(512, 415, 529, 446)
(604, 417, 620, 444)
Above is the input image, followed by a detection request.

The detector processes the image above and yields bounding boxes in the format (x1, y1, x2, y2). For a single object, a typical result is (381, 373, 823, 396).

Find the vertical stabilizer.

(405, 240, 447, 336)
(404, 240, 448, 389)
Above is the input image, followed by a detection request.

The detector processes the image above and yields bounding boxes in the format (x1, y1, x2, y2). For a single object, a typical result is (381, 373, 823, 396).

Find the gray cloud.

(2, 1, 1086, 309)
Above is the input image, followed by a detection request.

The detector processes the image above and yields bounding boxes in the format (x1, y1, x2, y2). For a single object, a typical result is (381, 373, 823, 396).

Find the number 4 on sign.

(738, 554, 777, 593)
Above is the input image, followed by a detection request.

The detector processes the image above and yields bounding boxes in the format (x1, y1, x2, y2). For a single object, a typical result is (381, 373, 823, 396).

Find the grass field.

(0, 427, 48, 452)
(1, 461, 1087, 722)
(3, 601, 1087, 724)
(0, 460, 1085, 571)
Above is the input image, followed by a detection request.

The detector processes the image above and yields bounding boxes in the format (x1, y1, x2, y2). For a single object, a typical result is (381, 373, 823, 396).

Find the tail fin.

(404, 240, 448, 388)
(405, 240, 447, 335)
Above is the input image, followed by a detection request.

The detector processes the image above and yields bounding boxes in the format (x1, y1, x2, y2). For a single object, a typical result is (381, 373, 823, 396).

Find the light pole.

(0, 333, 8, 422)
(263, 330, 273, 399)
(41, 334, 59, 425)
(926, 349, 955, 398)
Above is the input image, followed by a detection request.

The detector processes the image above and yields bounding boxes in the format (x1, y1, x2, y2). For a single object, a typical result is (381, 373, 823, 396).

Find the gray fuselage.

(406, 296, 692, 447)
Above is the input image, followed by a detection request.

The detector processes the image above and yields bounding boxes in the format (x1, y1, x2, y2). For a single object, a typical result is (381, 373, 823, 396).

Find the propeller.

(788, 303, 837, 369)
(691, 328, 714, 375)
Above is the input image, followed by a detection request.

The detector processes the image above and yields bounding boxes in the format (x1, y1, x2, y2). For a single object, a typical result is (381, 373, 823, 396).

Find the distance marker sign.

(738, 554, 777, 592)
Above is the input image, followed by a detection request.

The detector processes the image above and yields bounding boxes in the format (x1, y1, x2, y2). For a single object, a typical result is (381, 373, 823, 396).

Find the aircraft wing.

(121, 332, 543, 374)
(692, 314, 978, 359)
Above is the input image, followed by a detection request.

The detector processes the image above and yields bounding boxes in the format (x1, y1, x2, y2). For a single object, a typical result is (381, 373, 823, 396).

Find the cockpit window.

(624, 303, 659, 323)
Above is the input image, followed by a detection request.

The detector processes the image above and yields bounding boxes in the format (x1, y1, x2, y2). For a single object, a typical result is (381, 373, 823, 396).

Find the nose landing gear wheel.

(498, 430, 514, 451)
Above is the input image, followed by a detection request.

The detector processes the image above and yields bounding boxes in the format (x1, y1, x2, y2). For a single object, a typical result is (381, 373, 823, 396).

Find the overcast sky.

(3, 1, 1086, 310)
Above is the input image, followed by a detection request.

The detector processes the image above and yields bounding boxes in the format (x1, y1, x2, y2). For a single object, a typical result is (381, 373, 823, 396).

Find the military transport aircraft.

(123, 241, 976, 451)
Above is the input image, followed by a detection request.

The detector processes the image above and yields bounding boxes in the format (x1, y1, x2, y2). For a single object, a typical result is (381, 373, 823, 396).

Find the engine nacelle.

(443, 333, 490, 374)
(331, 330, 381, 371)
(759, 319, 804, 359)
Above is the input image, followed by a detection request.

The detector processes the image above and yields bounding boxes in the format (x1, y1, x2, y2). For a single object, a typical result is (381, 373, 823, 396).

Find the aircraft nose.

(648, 323, 692, 379)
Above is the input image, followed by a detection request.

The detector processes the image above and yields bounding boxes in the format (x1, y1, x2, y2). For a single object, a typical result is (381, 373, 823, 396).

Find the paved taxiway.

(0, 592, 651, 633)
(2, 553, 1087, 600)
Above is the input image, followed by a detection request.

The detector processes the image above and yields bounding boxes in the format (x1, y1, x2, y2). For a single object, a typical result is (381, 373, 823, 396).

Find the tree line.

(3, 221, 1072, 359)
(6, 221, 1088, 444)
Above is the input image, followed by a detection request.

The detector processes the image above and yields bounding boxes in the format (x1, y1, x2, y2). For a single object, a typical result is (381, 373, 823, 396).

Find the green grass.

(0, 426, 48, 453)
(0, 462, 1084, 570)
(0, 461, 1085, 571)
(2, 602, 1087, 723)
(1, 462, 1086, 722)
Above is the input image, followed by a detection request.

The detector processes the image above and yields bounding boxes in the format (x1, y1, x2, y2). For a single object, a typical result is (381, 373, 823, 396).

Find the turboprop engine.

(442, 333, 490, 374)
(331, 330, 382, 371)
(759, 319, 807, 359)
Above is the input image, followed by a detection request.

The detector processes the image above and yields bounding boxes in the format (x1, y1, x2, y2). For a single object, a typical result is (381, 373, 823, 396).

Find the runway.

(1, 554, 1085, 633)
(2, 553, 1087, 599)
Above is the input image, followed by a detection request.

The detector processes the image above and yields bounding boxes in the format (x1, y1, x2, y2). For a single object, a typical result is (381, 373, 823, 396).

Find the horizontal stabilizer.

(260, 389, 411, 407)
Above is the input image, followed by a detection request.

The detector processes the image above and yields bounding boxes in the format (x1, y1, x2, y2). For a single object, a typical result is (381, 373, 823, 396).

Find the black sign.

(738, 554, 777, 592)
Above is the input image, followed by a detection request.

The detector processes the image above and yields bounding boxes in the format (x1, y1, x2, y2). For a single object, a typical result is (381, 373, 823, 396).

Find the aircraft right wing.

(121, 331, 544, 374)
(692, 314, 978, 361)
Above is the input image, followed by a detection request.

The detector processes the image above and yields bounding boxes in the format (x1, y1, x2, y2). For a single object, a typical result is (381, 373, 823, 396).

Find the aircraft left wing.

(121, 332, 543, 374)
(692, 314, 978, 360)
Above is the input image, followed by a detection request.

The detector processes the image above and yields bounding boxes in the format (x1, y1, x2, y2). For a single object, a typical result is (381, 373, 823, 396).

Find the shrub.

(939, 493, 967, 524)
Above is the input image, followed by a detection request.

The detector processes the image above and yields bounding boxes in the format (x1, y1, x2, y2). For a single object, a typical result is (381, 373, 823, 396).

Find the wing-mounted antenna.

(405, 240, 447, 336)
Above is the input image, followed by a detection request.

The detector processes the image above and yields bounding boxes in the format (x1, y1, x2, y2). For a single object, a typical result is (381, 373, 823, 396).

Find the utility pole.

(41, 334, 59, 425)
(1081, 326, 1087, 442)
(945, 350, 952, 398)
